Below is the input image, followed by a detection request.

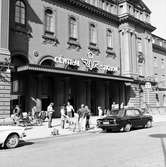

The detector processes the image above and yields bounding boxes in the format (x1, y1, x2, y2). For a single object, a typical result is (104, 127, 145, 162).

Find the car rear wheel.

(124, 123, 131, 132)
(5, 134, 19, 149)
(145, 120, 152, 128)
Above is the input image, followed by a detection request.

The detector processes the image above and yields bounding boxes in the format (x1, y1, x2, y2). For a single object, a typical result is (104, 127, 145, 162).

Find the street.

(1, 122, 166, 167)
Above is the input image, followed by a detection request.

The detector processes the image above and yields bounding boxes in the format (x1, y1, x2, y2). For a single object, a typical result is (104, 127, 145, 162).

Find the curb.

(24, 127, 102, 142)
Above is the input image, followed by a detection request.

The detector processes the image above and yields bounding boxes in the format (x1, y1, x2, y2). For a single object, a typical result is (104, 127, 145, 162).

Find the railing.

(142, 103, 166, 115)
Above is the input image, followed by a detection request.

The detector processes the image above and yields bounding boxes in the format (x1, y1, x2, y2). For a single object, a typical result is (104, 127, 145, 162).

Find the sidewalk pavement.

(24, 114, 166, 141)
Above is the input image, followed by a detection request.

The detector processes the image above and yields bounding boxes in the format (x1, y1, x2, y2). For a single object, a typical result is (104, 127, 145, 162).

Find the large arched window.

(15, 0, 26, 25)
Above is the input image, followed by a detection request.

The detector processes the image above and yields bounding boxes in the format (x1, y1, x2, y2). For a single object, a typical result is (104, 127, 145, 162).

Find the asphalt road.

(1, 122, 166, 167)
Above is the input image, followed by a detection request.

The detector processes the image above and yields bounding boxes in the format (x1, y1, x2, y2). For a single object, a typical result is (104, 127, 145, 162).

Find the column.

(131, 31, 137, 76)
(0, 0, 10, 118)
(144, 33, 153, 77)
(120, 29, 132, 77)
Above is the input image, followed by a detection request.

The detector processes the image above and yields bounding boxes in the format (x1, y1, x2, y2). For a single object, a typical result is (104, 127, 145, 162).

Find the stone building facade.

(152, 34, 166, 106)
(0, 0, 163, 117)
(0, 0, 11, 118)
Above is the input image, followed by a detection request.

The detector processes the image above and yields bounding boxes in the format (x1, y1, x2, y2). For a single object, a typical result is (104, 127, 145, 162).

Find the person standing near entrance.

(47, 102, 54, 128)
(60, 105, 67, 129)
(66, 101, 74, 125)
(97, 106, 103, 118)
(77, 104, 86, 131)
(84, 105, 91, 130)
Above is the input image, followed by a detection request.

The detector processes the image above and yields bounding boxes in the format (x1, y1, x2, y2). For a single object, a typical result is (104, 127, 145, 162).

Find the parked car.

(0, 126, 26, 149)
(97, 107, 153, 132)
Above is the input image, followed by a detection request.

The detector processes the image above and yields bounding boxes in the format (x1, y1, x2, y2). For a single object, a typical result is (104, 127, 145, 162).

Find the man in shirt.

(47, 102, 54, 128)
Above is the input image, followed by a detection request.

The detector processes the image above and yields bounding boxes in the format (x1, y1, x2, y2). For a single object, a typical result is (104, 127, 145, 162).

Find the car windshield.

(110, 109, 124, 117)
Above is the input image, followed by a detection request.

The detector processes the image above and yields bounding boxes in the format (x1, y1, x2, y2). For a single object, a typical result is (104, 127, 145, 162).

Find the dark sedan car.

(97, 108, 153, 132)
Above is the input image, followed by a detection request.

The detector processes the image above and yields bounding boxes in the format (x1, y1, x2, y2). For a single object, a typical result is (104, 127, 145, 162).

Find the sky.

(143, 0, 166, 39)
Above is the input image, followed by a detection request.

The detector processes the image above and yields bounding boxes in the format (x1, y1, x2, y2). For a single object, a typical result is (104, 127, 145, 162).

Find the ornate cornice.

(56, 0, 119, 24)
(118, 0, 151, 13)
(119, 15, 156, 32)
(53, 0, 155, 32)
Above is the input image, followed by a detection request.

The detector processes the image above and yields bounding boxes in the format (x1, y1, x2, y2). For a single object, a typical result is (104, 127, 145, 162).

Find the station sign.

(54, 51, 118, 72)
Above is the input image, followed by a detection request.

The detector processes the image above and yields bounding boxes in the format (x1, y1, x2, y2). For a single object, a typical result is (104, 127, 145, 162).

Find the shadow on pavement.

(17, 140, 34, 148)
(0, 141, 34, 150)
(149, 134, 166, 167)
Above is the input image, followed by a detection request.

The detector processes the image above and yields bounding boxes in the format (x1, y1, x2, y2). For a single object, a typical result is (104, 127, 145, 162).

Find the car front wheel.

(145, 120, 152, 128)
(124, 123, 131, 132)
(5, 134, 19, 149)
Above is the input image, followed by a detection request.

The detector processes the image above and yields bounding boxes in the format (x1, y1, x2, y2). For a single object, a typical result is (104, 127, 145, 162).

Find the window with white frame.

(98, 0, 103, 8)
(15, 0, 26, 25)
(69, 16, 78, 40)
(89, 23, 97, 44)
(106, 29, 113, 48)
(106, 2, 110, 12)
(44, 9, 55, 35)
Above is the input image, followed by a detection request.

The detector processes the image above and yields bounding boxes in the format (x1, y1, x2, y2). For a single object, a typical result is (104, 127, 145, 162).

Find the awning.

(17, 64, 134, 82)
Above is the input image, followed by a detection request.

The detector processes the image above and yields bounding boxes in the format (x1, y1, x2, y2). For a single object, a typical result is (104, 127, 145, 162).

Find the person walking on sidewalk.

(98, 106, 103, 118)
(66, 101, 74, 125)
(60, 105, 67, 129)
(72, 110, 79, 132)
(84, 105, 91, 130)
(78, 104, 86, 131)
(47, 102, 54, 128)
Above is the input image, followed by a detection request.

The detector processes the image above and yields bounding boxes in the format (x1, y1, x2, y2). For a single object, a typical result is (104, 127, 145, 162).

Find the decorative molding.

(42, 35, 59, 46)
(57, 0, 119, 24)
(119, 15, 156, 32)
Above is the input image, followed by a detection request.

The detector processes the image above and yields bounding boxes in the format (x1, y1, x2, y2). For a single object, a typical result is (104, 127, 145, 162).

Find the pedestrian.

(13, 105, 21, 115)
(66, 101, 74, 125)
(72, 110, 79, 132)
(47, 102, 54, 128)
(12, 105, 21, 125)
(60, 105, 67, 129)
(84, 106, 91, 130)
(31, 105, 38, 120)
(98, 106, 103, 118)
(77, 104, 86, 131)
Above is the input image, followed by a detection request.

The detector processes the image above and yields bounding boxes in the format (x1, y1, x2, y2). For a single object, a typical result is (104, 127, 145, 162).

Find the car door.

(125, 109, 141, 128)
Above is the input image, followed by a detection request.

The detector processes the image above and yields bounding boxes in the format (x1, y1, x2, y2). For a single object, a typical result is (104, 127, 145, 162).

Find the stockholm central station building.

(0, 0, 166, 117)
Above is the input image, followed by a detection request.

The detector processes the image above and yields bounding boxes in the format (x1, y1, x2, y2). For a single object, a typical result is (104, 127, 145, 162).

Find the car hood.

(0, 126, 25, 132)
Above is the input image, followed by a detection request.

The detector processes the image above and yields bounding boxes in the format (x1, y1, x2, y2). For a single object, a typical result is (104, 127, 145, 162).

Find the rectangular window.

(15, 1, 26, 25)
(106, 3, 110, 12)
(106, 29, 113, 48)
(89, 23, 97, 44)
(98, 0, 102, 8)
(44, 9, 55, 36)
(69, 16, 78, 39)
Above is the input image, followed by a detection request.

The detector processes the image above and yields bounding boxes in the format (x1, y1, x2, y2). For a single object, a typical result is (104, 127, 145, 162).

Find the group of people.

(46, 101, 91, 131)
(11, 98, 120, 130)
(60, 102, 91, 132)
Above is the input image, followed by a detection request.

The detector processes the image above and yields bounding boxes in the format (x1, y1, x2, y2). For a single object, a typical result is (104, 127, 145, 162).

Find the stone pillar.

(131, 31, 137, 76)
(120, 29, 133, 77)
(144, 33, 153, 77)
(0, 0, 10, 118)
